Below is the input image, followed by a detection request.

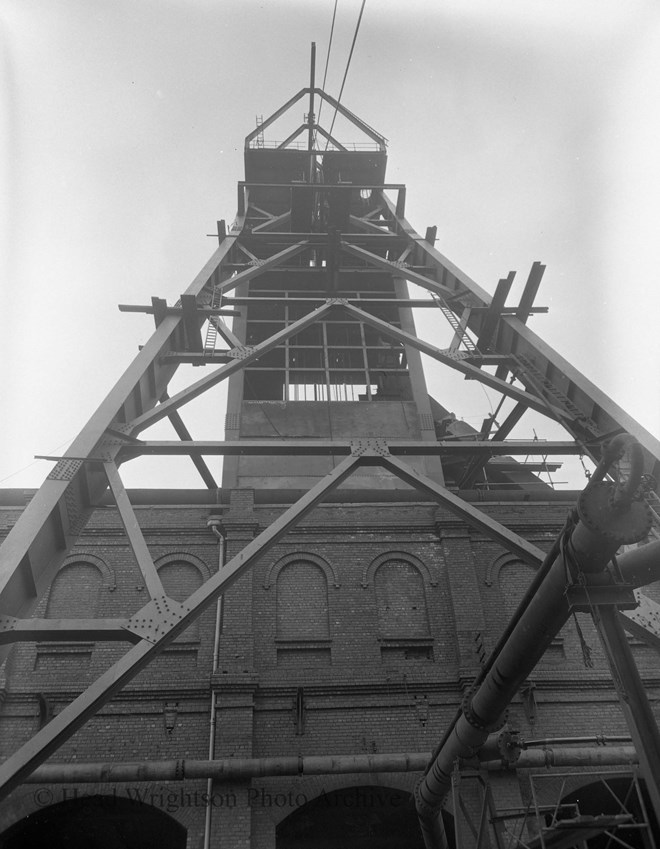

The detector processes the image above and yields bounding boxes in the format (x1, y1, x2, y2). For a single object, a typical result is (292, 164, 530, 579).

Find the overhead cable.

(316, 0, 339, 135)
(325, 0, 367, 149)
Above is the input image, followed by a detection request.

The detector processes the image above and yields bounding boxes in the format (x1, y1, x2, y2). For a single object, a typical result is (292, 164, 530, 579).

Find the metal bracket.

(350, 439, 390, 457)
(104, 426, 143, 443)
(226, 345, 257, 361)
(294, 686, 305, 736)
(520, 680, 537, 725)
(122, 595, 190, 644)
(565, 584, 638, 612)
(0, 617, 18, 635)
(325, 297, 349, 306)
(441, 349, 472, 362)
(623, 590, 660, 647)
(414, 694, 430, 727)
(164, 701, 178, 734)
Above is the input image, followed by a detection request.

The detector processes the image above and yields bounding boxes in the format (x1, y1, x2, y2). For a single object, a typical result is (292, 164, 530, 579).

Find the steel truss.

(452, 768, 656, 849)
(1, 80, 660, 813)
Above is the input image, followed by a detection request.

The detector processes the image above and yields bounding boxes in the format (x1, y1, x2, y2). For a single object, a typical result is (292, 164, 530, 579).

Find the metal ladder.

(254, 115, 264, 149)
(511, 354, 602, 436)
(431, 293, 478, 354)
(203, 288, 220, 353)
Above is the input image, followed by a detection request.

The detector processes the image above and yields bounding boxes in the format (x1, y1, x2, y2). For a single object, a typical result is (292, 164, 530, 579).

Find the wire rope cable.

(316, 0, 339, 139)
(325, 0, 367, 150)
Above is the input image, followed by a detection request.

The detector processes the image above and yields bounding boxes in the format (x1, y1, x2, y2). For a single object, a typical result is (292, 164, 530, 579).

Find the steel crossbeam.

(0, 237, 238, 620)
(340, 241, 458, 300)
(377, 454, 546, 566)
(378, 191, 660, 479)
(251, 211, 291, 234)
(3, 75, 659, 814)
(0, 450, 553, 796)
(211, 241, 308, 297)
(0, 234, 314, 623)
(0, 453, 363, 798)
(161, 397, 218, 488)
(128, 301, 335, 433)
(103, 462, 164, 598)
(0, 617, 137, 644)
(109, 439, 584, 459)
(339, 302, 567, 419)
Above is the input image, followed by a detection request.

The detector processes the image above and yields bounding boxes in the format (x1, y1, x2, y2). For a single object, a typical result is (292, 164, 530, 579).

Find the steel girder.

(0, 237, 313, 623)
(0, 222, 572, 795)
(0, 237, 235, 622)
(1, 136, 658, 807)
(103, 439, 583, 459)
(0, 224, 576, 631)
(0, 441, 657, 799)
(376, 191, 660, 481)
(0, 448, 551, 798)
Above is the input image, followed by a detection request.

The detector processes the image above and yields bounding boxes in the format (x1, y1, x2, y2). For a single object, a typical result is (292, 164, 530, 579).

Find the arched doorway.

(276, 785, 454, 849)
(0, 794, 187, 849)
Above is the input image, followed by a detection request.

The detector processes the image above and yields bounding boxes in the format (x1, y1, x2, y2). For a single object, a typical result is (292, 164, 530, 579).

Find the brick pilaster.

(436, 515, 486, 683)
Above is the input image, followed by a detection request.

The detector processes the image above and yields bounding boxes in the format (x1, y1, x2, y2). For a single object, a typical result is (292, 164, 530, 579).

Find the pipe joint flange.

(495, 728, 522, 764)
(578, 482, 652, 545)
(414, 778, 444, 821)
(461, 687, 508, 733)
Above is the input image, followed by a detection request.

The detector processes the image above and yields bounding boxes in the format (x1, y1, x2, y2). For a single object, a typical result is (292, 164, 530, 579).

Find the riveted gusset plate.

(0, 617, 18, 635)
(623, 591, 660, 650)
(226, 345, 257, 360)
(47, 459, 84, 481)
(350, 439, 391, 457)
(122, 595, 191, 644)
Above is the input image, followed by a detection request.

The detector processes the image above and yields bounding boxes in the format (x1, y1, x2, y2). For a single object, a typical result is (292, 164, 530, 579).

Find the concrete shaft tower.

(223, 84, 442, 492)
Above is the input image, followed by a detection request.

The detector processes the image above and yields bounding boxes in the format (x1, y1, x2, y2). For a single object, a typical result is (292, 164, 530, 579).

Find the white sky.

(1, 0, 659, 490)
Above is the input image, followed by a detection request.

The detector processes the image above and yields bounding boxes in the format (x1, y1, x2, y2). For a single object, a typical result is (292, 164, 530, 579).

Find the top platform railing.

(246, 139, 383, 152)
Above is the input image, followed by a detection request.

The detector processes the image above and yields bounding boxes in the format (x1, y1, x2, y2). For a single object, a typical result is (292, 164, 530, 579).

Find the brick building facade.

(1, 487, 657, 847)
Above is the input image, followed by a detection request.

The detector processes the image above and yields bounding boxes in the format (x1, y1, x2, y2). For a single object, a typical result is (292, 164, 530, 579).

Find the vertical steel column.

(592, 604, 660, 821)
(308, 42, 316, 182)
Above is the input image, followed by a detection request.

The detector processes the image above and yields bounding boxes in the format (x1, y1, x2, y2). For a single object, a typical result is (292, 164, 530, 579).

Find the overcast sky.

(1, 0, 659, 490)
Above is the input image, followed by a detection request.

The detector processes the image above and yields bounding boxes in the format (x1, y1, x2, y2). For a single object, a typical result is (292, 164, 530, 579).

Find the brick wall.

(0, 493, 658, 847)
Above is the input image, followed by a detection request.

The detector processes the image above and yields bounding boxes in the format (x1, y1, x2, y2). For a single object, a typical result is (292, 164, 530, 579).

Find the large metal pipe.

(617, 539, 660, 587)
(204, 520, 225, 849)
(415, 439, 652, 849)
(22, 746, 639, 784)
(27, 753, 431, 784)
(480, 745, 638, 770)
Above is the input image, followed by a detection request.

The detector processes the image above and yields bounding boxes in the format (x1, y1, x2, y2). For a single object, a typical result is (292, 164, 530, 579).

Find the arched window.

(158, 561, 204, 603)
(275, 560, 331, 668)
(374, 560, 430, 638)
(36, 557, 110, 672)
(158, 560, 205, 644)
(276, 561, 330, 640)
(46, 562, 103, 619)
(498, 559, 567, 663)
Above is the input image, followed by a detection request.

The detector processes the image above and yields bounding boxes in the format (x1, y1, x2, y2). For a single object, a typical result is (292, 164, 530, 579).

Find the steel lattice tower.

(1, 51, 660, 849)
